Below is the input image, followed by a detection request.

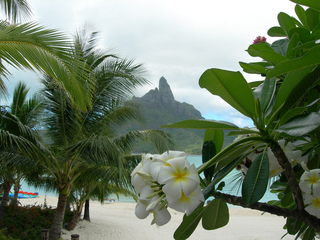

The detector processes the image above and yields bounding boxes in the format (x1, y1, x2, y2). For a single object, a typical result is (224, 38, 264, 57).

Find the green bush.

(0, 205, 73, 240)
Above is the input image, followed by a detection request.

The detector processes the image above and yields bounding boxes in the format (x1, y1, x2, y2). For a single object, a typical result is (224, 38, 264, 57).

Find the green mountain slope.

(122, 77, 234, 154)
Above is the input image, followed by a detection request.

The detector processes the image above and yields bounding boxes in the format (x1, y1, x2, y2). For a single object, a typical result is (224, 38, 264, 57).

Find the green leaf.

(267, 45, 320, 78)
(228, 129, 259, 136)
(254, 78, 277, 113)
(277, 111, 320, 136)
(242, 151, 269, 205)
(202, 140, 216, 182)
(278, 12, 296, 35)
(268, 26, 286, 37)
(174, 204, 205, 240)
(290, 0, 320, 12)
(202, 199, 229, 230)
(247, 43, 286, 64)
(272, 67, 314, 112)
(204, 129, 224, 152)
(271, 39, 289, 56)
(295, 5, 308, 28)
(286, 32, 303, 58)
(248, 81, 263, 88)
(286, 217, 303, 235)
(199, 69, 256, 118)
(302, 227, 315, 240)
(239, 62, 268, 74)
(306, 8, 320, 30)
(162, 119, 239, 130)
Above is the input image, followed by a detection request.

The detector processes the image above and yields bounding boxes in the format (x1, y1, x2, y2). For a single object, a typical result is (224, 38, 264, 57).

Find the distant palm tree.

(41, 31, 171, 240)
(0, 82, 43, 207)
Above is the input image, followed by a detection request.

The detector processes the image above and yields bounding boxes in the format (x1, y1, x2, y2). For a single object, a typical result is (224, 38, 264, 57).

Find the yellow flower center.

(179, 192, 190, 202)
(164, 162, 172, 167)
(173, 170, 188, 182)
(307, 174, 320, 184)
(311, 197, 320, 208)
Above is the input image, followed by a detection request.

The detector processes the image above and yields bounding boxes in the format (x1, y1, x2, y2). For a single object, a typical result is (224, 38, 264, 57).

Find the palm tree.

(0, 0, 92, 109)
(39, 31, 171, 240)
(8, 82, 43, 205)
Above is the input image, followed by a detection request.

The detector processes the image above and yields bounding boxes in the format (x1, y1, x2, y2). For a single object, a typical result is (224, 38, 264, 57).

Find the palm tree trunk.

(1, 181, 11, 207)
(0, 181, 12, 221)
(10, 181, 20, 206)
(66, 201, 84, 230)
(83, 199, 90, 222)
(49, 192, 68, 240)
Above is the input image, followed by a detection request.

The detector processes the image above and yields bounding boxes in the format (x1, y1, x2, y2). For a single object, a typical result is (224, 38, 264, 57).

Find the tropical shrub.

(0, 205, 73, 240)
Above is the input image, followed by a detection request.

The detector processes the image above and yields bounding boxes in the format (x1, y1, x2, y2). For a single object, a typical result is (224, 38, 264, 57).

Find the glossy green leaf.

(248, 81, 263, 88)
(202, 199, 229, 230)
(242, 152, 269, 205)
(302, 227, 315, 240)
(255, 78, 277, 113)
(227, 129, 259, 136)
(174, 204, 205, 240)
(204, 129, 224, 152)
(286, 217, 303, 235)
(290, 0, 320, 12)
(277, 111, 320, 136)
(268, 26, 286, 37)
(278, 12, 296, 35)
(267, 45, 320, 78)
(162, 119, 239, 130)
(306, 8, 320, 30)
(239, 62, 267, 74)
(247, 43, 286, 65)
(216, 142, 256, 170)
(271, 39, 289, 56)
(273, 67, 313, 112)
(202, 140, 216, 182)
(199, 69, 256, 118)
(286, 32, 302, 58)
(295, 5, 309, 29)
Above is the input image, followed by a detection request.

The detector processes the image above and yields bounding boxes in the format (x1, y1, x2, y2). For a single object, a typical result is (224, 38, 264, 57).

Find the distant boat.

(8, 191, 39, 199)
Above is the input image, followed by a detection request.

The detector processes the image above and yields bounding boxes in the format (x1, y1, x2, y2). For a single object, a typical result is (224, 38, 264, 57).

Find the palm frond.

(0, 22, 91, 109)
(42, 76, 83, 147)
(0, 0, 32, 23)
(9, 81, 43, 127)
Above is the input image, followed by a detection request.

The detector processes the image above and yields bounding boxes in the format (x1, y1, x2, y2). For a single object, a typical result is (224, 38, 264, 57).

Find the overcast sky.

(5, 0, 297, 127)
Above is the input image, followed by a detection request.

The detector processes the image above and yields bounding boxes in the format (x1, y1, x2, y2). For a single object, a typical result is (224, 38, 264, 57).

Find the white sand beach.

(20, 196, 295, 240)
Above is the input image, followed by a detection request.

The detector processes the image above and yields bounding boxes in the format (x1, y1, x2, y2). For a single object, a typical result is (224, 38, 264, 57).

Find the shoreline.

(19, 195, 294, 240)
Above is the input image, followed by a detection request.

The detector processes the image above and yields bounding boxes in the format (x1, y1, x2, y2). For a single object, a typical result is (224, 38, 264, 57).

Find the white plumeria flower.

(299, 169, 320, 194)
(167, 186, 204, 215)
(151, 206, 171, 226)
(267, 148, 283, 177)
(135, 200, 150, 219)
(149, 151, 187, 181)
(131, 151, 203, 226)
(303, 191, 320, 218)
(158, 157, 200, 200)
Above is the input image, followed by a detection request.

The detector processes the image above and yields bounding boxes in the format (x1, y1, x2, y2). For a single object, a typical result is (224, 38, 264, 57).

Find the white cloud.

(6, 0, 297, 126)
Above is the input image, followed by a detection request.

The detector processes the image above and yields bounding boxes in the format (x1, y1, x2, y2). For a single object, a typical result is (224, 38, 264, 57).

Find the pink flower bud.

(253, 36, 267, 44)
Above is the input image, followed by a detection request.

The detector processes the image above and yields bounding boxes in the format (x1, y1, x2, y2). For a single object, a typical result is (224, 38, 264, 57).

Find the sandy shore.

(20, 195, 294, 240)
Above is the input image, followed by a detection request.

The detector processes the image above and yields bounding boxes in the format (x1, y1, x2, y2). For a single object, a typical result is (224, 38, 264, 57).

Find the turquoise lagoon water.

(21, 155, 277, 203)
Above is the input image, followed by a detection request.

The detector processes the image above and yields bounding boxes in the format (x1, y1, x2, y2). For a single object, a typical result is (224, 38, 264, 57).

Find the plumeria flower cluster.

(235, 137, 308, 178)
(131, 151, 204, 226)
(299, 169, 320, 218)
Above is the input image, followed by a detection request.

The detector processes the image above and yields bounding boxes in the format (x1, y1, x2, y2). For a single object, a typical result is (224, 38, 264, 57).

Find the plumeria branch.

(269, 141, 305, 212)
(212, 191, 320, 232)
